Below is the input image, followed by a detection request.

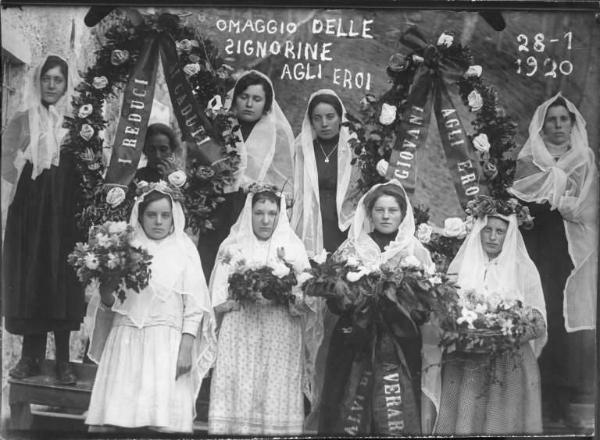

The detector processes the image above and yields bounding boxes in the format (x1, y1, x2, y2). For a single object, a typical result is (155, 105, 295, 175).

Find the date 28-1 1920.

(515, 32, 573, 78)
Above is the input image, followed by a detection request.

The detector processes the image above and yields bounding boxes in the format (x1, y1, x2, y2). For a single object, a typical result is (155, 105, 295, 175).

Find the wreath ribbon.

(105, 31, 223, 188)
(386, 27, 482, 205)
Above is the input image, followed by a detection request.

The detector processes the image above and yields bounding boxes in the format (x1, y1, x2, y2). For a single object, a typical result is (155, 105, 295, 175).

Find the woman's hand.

(558, 195, 579, 222)
(214, 299, 240, 315)
(176, 333, 195, 380)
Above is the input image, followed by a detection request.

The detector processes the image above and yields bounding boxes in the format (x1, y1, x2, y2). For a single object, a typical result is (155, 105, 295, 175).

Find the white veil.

(208, 191, 322, 405)
(509, 93, 598, 331)
(225, 70, 295, 199)
(86, 186, 217, 400)
(291, 89, 361, 257)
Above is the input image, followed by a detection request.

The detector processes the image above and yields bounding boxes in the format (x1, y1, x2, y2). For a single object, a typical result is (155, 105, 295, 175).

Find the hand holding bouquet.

(68, 221, 152, 303)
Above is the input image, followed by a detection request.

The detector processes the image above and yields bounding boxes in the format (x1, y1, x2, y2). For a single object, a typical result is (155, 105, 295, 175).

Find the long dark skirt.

(2, 158, 84, 335)
(318, 314, 422, 435)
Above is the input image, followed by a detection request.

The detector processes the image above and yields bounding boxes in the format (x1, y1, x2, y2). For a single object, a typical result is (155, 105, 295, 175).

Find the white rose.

(379, 103, 397, 126)
(376, 159, 389, 177)
(183, 63, 201, 76)
(272, 262, 291, 278)
(416, 223, 433, 244)
(467, 90, 484, 112)
(400, 255, 422, 269)
(297, 272, 313, 287)
(92, 76, 109, 89)
(346, 270, 365, 283)
(96, 233, 111, 248)
(107, 221, 128, 235)
(437, 32, 454, 48)
(443, 217, 467, 238)
(168, 170, 187, 188)
(345, 256, 360, 267)
(457, 307, 478, 329)
(84, 253, 100, 270)
(177, 39, 194, 52)
(464, 65, 483, 78)
(106, 253, 119, 269)
(80, 124, 95, 141)
(428, 275, 442, 285)
(473, 133, 490, 153)
(78, 104, 93, 119)
(311, 249, 328, 265)
(106, 187, 126, 208)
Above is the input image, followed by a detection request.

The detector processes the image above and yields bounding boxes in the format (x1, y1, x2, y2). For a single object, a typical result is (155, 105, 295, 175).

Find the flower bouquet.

(226, 247, 299, 307)
(440, 289, 540, 356)
(67, 221, 153, 303)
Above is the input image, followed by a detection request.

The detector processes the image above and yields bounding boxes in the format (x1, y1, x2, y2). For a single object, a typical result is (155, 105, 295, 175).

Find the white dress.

(208, 240, 305, 435)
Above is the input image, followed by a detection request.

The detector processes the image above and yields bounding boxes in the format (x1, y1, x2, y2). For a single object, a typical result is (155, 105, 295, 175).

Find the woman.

(208, 188, 319, 435)
(291, 90, 361, 427)
(135, 123, 186, 186)
(318, 180, 435, 435)
(434, 212, 547, 435)
(509, 94, 598, 424)
(2, 55, 82, 384)
(197, 70, 294, 280)
(85, 183, 216, 433)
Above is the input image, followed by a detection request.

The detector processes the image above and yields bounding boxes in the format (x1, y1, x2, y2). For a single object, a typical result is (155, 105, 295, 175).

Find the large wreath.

(62, 11, 239, 234)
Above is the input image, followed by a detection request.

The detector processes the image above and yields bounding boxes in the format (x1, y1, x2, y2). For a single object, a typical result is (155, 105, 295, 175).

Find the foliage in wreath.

(62, 11, 239, 233)
(345, 28, 519, 201)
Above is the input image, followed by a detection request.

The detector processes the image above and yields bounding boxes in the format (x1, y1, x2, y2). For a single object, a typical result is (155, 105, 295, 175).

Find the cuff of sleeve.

(182, 319, 201, 336)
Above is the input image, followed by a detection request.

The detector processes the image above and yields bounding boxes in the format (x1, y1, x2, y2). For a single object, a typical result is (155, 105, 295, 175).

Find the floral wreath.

(134, 179, 186, 203)
(465, 195, 534, 229)
(62, 11, 239, 234)
(346, 29, 519, 201)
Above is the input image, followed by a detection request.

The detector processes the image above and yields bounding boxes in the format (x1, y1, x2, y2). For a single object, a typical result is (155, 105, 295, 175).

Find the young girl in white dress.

(85, 182, 217, 433)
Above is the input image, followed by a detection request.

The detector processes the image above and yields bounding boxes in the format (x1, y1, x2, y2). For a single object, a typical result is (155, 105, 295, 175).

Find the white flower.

(428, 275, 442, 285)
(416, 223, 433, 244)
(78, 104, 93, 119)
(437, 32, 454, 47)
(136, 180, 150, 191)
(106, 187, 126, 208)
(311, 249, 328, 265)
(457, 307, 478, 329)
(501, 318, 514, 336)
(443, 217, 466, 238)
(465, 65, 483, 78)
(168, 170, 187, 187)
(379, 103, 397, 126)
(183, 63, 201, 76)
(297, 272, 313, 287)
(474, 303, 488, 314)
(345, 256, 360, 267)
(376, 159, 389, 177)
(411, 54, 424, 64)
(467, 90, 484, 112)
(84, 253, 100, 270)
(96, 233, 111, 248)
(176, 39, 198, 52)
(346, 270, 366, 283)
(92, 76, 109, 89)
(110, 49, 130, 66)
(400, 255, 422, 269)
(80, 124, 95, 141)
(106, 253, 119, 269)
(473, 133, 490, 153)
(107, 221, 128, 235)
(208, 95, 223, 113)
(271, 262, 291, 278)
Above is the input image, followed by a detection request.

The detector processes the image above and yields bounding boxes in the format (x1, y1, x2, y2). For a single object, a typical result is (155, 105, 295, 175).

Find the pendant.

(324, 157, 330, 163)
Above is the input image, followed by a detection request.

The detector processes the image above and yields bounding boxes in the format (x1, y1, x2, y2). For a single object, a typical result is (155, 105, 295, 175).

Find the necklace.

(316, 140, 338, 164)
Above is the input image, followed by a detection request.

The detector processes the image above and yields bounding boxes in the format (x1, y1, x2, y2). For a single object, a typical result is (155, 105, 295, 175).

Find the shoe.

(55, 361, 77, 385)
(9, 357, 41, 379)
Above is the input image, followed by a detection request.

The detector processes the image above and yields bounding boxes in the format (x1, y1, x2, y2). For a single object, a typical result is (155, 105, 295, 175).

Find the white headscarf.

(337, 179, 435, 272)
(291, 89, 361, 257)
(509, 93, 598, 331)
(225, 70, 295, 199)
(448, 215, 548, 356)
(209, 190, 322, 405)
(86, 187, 217, 398)
(1, 55, 79, 217)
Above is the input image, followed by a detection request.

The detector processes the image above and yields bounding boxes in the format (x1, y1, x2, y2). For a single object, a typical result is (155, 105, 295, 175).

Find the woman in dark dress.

(510, 94, 598, 426)
(291, 90, 361, 426)
(134, 123, 186, 186)
(317, 181, 435, 435)
(2, 55, 82, 384)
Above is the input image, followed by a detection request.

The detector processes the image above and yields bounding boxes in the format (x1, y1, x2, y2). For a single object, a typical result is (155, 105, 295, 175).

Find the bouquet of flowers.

(67, 221, 153, 303)
(226, 247, 299, 307)
(440, 289, 540, 355)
